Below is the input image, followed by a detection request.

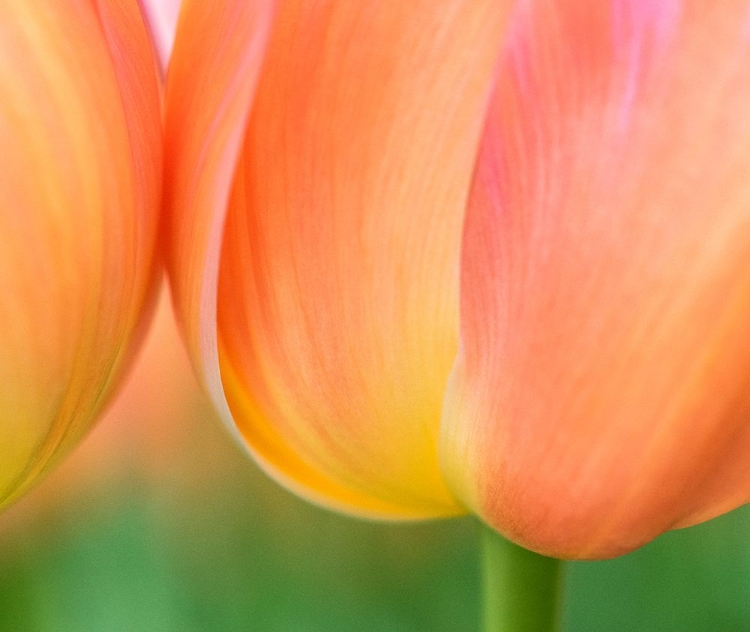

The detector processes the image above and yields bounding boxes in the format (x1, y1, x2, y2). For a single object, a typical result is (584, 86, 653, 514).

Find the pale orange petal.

(441, 0, 750, 558)
(163, 1, 275, 451)
(0, 287, 199, 533)
(0, 0, 161, 507)
(215, 0, 510, 518)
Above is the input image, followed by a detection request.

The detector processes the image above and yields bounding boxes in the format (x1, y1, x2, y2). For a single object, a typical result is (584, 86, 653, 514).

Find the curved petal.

(215, 0, 510, 518)
(163, 1, 275, 462)
(0, 0, 161, 507)
(441, 0, 750, 558)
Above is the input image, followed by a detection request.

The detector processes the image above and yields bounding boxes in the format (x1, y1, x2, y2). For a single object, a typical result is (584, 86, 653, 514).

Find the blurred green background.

(2, 399, 750, 631)
(1, 300, 749, 631)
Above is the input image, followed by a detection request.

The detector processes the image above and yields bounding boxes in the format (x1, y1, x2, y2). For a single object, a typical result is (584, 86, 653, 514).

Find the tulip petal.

(212, 0, 510, 518)
(0, 0, 160, 506)
(441, 0, 750, 557)
(163, 0, 275, 466)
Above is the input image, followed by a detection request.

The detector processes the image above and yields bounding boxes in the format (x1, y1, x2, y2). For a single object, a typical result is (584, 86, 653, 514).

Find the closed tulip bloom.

(0, 0, 161, 508)
(165, 0, 750, 558)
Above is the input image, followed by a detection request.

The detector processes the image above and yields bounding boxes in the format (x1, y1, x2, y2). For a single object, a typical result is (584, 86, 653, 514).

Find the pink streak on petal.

(441, 0, 750, 559)
(611, 0, 681, 132)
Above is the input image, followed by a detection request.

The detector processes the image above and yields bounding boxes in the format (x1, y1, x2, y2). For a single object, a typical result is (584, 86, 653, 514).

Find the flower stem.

(480, 521, 563, 632)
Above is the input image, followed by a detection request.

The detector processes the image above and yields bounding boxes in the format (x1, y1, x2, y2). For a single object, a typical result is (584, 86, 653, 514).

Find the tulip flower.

(164, 0, 750, 566)
(0, 0, 161, 509)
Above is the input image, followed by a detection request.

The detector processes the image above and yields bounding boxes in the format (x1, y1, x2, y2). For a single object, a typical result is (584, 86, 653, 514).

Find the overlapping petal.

(441, 0, 750, 558)
(165, 0, 512, 517)
(163, 0, 275, 467)
(0, 0, 161, 508)
(166, 0, 750, 557)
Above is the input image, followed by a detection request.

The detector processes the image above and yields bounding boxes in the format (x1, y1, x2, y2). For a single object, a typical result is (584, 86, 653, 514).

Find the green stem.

(480, 521, 563, 632)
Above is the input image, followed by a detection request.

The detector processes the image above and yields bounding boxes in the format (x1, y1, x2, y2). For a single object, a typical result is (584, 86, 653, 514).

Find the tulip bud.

(165, 0, 750, 559)
(0, 0, 161, 508)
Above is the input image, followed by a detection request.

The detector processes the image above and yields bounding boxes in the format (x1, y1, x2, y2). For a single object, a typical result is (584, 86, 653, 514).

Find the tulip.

(164, 0, 750, 561)
(0, 0, 161, 509)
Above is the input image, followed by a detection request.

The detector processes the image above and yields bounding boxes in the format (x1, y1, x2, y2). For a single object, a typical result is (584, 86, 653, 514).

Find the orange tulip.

(0, 0, 161, 509)
(165, 0, 750, 558)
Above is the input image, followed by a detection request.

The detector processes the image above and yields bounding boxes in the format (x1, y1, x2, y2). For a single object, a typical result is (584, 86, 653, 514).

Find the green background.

(1, 396, 749, 632)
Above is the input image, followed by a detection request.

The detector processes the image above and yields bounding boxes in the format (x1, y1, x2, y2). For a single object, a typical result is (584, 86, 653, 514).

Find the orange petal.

(163, 0, 274, 446)
(441, 0, 750, 558)
(0, 287, 199, 534)
(0, 0, 161, 507)
(214, 0, 510, 518)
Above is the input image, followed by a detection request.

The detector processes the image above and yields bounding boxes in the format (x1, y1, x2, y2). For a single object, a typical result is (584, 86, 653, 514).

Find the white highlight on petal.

(139, 0, 182, 70)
